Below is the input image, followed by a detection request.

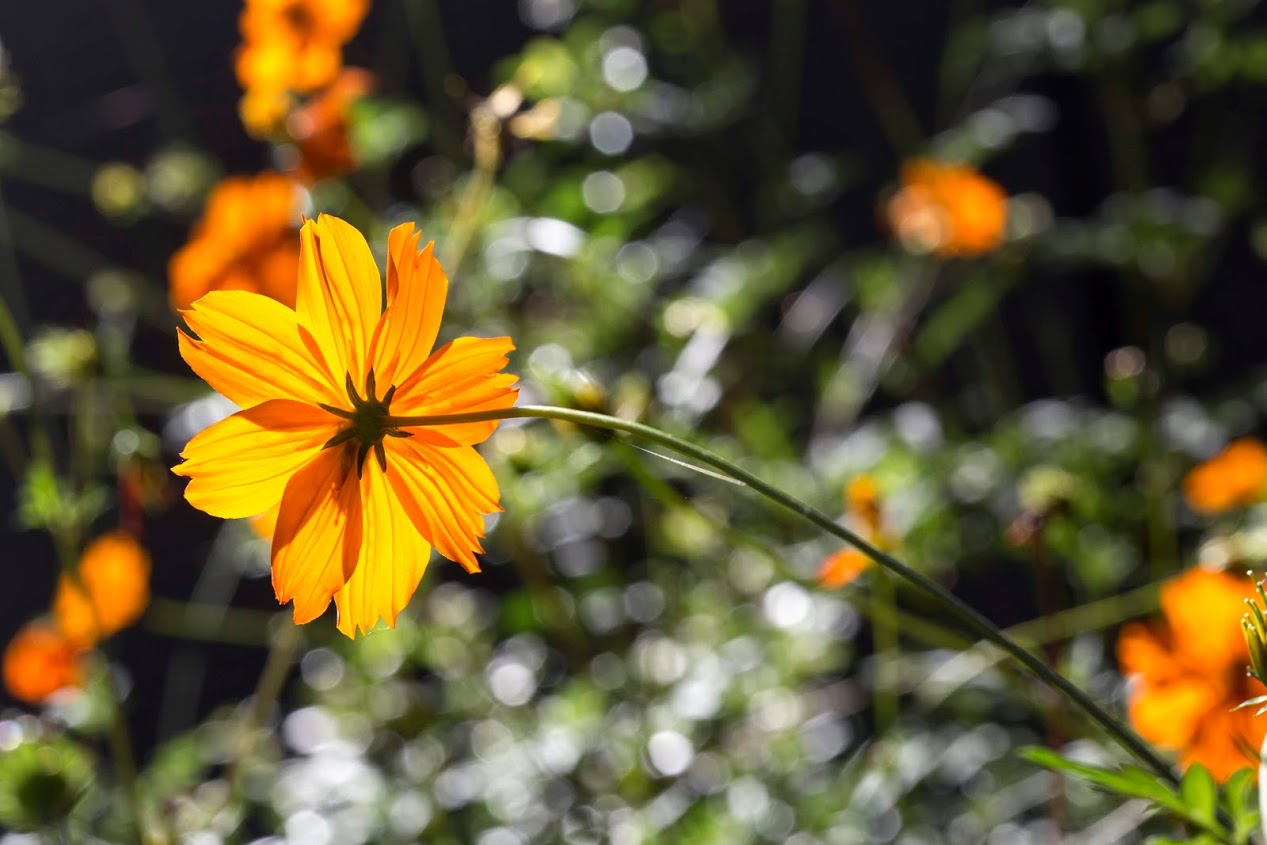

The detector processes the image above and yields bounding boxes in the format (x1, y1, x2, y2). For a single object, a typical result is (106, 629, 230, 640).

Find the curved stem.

(385, 404, 1177, 783)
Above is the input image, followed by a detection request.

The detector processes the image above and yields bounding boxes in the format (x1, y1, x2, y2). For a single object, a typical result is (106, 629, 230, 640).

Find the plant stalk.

(384, 404, 1178, 784)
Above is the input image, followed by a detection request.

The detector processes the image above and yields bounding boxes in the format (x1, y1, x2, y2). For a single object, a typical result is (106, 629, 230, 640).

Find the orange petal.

(1127, 677, 1218, 750)
(296, 214, 382, 387)
(333, 458, 433, 637)
(173, 400, 340, 519)
(391, 336, 519, 446)
(179, 290, 340, 408)
(272, 448, 363, 623)
(1161, 568, 1254, 668)
(1116, 622, 1180, 683)
(2, 622, 83, 704)
(383, 437, 501, 572)
(53, 532, 151, 649)
(370, 223, 447, 388)
(1183, 701, 1262, 782)
(817, 548, 870, 589)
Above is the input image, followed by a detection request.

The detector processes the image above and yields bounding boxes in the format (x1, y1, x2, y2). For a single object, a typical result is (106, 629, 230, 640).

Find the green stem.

(441, 107, 501, 278)
(384, 404, 1177, 783)
(870, 567, 899, 733)
(226, 624, 303, 838)
(101, 666, 147, 845)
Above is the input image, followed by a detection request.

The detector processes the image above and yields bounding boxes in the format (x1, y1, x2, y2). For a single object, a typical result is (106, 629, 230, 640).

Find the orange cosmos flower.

(168, 173, 303, 311)
(886, 158, 1007, 257)
(2, 622, 84, 704)
(236, 0, 369, 135)
(1116, 567, 1267, 781)
(817, 475, 892, 589)
(52, 532, 151, 650)
(173, 214, 518, 637)
(1183, 438, 1267, 515)
(289, 68, 374, 184)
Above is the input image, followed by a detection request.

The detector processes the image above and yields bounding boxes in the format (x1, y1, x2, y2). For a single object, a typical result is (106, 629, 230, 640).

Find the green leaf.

(1221, 767, 1261, 844)
(1180, 764, 1218, 827)
(1020, 747, 1181, 810)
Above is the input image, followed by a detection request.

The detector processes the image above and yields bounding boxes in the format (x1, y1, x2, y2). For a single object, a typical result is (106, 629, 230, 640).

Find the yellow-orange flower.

(52, 532, 151, 650)
(1183, 438, 1267, 515)
(289, 68, 373, 184)
(2, 622, 84, 704)
(1116, 567, 1267, 781)
(169, 173, 303, 311)
(886, 158, 1007, 257)
(173, 214, 518, 637)
(818, 474, 892, 589)
(236, 0, 369, 135)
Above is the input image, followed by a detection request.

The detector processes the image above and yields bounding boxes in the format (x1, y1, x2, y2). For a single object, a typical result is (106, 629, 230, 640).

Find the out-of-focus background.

(3, 0, 1267, 842)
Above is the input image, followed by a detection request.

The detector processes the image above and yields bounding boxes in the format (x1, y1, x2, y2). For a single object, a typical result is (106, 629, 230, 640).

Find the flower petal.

(1185, 702, 1264, 782)
(1161, 568, 1253, 668)
(371, 223, 448, 388)
(179, 290, 340, 408)
(384, 437, 501, 572)
(1128, 678, 1218, 751)
(391, 336, 518, 446)
(1115, 622, 1178, 684)
(333, 458, 433, 637)
(272, 448, 364, 623)
(53, 532, 151, 649)
(296, 214, 382, 387)
(173, 400, 340, 519)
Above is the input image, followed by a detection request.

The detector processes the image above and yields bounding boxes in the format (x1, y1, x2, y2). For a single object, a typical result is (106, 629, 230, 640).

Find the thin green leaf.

(1020, 747, 1181, 809)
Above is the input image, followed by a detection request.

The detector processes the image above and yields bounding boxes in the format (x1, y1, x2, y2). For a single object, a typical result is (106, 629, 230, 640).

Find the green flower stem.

(441, 105, 501, 279)
(96, 662, 148, 845)
(226, 623, 303, 839)
(385, 404, 1178, 784)
(871, 568, 900, 734)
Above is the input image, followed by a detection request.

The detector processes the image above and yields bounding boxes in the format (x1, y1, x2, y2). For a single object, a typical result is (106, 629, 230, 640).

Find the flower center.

(319, 370, 412, 476)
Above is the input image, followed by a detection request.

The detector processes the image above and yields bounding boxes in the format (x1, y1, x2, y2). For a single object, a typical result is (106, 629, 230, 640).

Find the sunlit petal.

(179, 290, 340, 408)
(272, 447, 363, 623)
(333, 458, 433, 637)
(392, 336, 518, 446)
(371, 223, 447, 387)
(296, 214, 382, 385)
(174, 400, 340, 519)
(384, 437, 500, 572)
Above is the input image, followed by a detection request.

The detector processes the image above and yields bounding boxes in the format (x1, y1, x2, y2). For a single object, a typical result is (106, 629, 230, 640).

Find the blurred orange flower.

(2, 622, 84, 704)
(819, 548, 872, 589)
(1117, 567, 1267, 781)
(236, 0, 370, 136)
(887, 158, 1007, 257)
(53, 532, 151, 650)
(818, 474, 892, 589)
(1183, 438, 1267, 515)
(173, 215, 518, 637)
(168, 173, 302, 311)
(289, 68, 374, 184)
